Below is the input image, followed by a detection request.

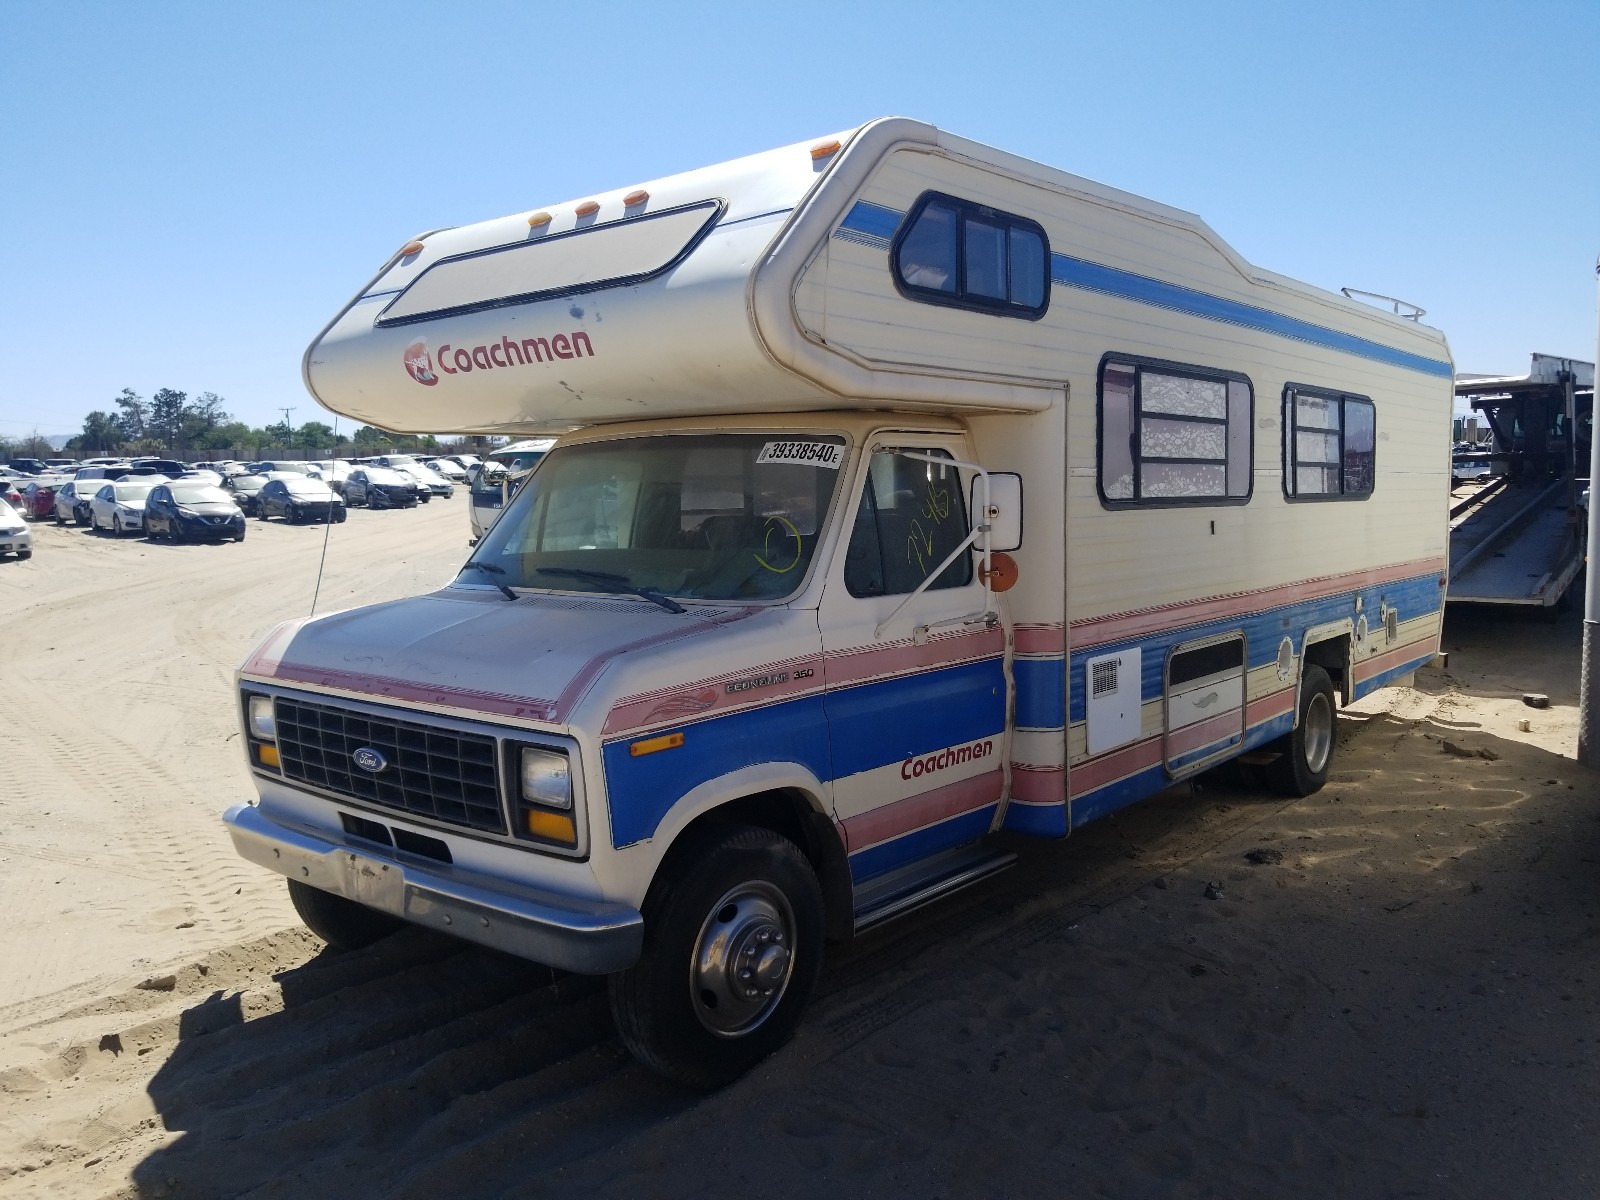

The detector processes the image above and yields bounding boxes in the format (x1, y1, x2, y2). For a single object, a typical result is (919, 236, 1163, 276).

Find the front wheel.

(287, 879, 403, 950)
(1265, 664, 1337, 797)
(609, 825, 824, 1090)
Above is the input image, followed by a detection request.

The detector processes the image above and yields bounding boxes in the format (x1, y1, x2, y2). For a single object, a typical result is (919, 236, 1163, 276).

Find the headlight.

(176, 507, 197, 517)
(247, 695, 277, 741)
(519, 748, 572, 809)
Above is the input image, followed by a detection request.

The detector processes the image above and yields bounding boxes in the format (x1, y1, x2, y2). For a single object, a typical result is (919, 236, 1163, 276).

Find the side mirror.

(971, 472, 1022, 552)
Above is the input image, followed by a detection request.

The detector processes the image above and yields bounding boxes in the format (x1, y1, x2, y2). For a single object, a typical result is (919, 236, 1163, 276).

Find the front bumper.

(224, 802, 642, 973)
(0, 530, 30, 553)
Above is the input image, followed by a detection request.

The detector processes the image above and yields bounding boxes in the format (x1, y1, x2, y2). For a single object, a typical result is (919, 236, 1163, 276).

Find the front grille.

(274, 696, 506, 833)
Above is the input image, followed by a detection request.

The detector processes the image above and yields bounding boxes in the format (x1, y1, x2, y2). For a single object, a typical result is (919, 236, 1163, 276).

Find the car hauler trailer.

(226, 118, 1454, 1087)
(1448, 355, 1592, 608)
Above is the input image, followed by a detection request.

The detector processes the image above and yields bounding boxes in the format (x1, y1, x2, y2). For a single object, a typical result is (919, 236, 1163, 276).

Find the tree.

(298, 421, 335, 450)
(113, 388, 146, 442)
(352, 425, 393, 448)
(69, 411, 125, 455)
(181, 391, 228, 449)
(148, 388, 188, 452)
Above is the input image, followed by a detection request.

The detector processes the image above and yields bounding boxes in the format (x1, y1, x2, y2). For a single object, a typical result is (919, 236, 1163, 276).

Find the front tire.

(609, 825, 824, 1090)
(287, 879, 403, 950)
(1265, 664, 1337, 797)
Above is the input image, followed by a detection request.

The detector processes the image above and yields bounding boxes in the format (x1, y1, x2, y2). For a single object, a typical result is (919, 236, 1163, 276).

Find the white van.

(467, 438, 555, 542)
(230, 118, 1452, 1087)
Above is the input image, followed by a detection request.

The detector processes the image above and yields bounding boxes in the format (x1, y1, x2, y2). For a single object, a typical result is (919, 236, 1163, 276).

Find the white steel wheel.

(609, 824, 824, 1090)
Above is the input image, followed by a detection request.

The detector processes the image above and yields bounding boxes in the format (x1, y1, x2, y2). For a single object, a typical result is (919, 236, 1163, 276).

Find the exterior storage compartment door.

(1163, 633, 1246, 775)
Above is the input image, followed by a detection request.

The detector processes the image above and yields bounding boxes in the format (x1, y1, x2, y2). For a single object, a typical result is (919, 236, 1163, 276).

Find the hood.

(188, 502, 241, 515)
(241, 587, 751, 727)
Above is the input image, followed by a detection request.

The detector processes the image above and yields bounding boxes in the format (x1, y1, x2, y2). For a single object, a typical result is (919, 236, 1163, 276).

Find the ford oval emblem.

(352, 747, 388, 774)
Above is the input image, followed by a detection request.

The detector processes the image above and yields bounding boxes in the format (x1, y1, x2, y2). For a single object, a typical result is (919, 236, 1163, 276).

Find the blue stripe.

(1069, 571, 1445, 723)
(1014, 657, 1066, 730)
(1003, 801, 1068, 837)
(603, 658, 1003, 848)
(1050, 255, 1452, 379)
(824, 659, 1005, 777)
(848, 804, 997, 882)
(837, 200, 902, 242)
(830, 200, 1451, 379)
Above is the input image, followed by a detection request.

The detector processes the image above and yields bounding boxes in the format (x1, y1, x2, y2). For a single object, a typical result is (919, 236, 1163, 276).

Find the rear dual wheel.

(609, 825, 824, 1090)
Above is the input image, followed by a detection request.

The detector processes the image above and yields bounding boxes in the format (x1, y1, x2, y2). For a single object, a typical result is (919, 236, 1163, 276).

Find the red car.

(17, 481, 58, 519)
(1, 481, 23, 510)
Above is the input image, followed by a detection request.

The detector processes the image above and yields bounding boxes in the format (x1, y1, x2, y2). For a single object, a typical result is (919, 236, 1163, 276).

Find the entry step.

(852, 843, 1017, 934)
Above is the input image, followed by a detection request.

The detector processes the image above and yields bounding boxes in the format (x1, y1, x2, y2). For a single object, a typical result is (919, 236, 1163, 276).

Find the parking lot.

(3, 502, 1600, 1198)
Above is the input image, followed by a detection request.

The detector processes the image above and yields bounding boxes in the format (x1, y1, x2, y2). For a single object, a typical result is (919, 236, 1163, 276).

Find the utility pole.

(1579, 253, 1600, 767)
(279, 406, 296, 453)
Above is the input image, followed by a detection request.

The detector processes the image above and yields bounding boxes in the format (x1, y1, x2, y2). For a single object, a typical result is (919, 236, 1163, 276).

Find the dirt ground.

(2, 503, 1598, 1199)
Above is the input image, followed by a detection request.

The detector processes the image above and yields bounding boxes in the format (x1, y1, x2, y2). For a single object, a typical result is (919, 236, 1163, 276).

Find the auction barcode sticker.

(756, 441, 844, 469)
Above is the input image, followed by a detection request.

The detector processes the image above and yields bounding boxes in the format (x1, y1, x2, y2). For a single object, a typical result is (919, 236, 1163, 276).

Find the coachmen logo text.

(403, 332, 595, 385)
(901, 738, 993, 781)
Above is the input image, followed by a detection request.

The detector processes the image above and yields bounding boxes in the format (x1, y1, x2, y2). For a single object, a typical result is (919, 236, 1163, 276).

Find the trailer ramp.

(1448, 478, 1582, 607)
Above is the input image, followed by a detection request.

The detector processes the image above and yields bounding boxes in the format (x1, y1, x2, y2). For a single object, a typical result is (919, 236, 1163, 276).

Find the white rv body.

(231, 119, 1452, 1084)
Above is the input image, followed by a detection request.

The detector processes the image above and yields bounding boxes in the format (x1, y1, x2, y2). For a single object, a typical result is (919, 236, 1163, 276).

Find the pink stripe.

(1014, 623, 1065, 655)
(1070, 558, 1446, 650)
(843, 770, 1003, 852)
(824, 625, 1003, 689)
(603, 657, 823, 736)
(1352, 637, 1435, 684)
(1070, 736, 1162, 797)
(267, 663, 559, 721)
(1246, 687, 1296, 724)
(1166, 708, 1246, 759)
(1011, 764, 1064, 804)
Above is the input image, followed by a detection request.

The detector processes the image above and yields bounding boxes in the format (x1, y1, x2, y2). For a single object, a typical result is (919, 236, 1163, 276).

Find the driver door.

(819, 436, 1008, 884)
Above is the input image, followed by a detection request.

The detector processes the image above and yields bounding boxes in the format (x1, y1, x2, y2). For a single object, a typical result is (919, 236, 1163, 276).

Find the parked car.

(0, 499, 31, 560)
(309, 460, 354, 496)
(246, 460, 320, 477)
(418, 456, 467, 481)
(53, 480, 94, 525)
(74, 464, 134, 484)
(393, 462, 453, 499)
(258, 477, 347, 524)
(4, 457, 50, 476)
(144, 482, 248, 542)
(89, 481, 159, 535)
(222, 472, 271, 515)
(17, 480, 64, 520)
(43, 458, 77, 471)
(177, 468, 224, 486)
(1, 481, 23, 509)
(128, 457, 188, 476)
(343, 467, 419, 508)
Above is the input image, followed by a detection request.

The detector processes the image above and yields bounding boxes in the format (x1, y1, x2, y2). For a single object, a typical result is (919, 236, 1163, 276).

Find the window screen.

(844, 449, 973, 597)
(1284, 387, 1376, 500)
(1098, 358, 1253, 506)
(891, 191, 1049, 319)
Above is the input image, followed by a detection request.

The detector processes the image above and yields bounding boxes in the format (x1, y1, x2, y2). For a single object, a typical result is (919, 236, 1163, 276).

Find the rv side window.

(844, 450, 973, 597)
(891, 192, 1050, 319)
(1283, 387, 1376, 500)
(1097, 357, 1253, 507)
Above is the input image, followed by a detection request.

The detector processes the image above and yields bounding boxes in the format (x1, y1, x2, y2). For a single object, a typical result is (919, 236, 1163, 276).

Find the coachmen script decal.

(404, 333, 595, 386)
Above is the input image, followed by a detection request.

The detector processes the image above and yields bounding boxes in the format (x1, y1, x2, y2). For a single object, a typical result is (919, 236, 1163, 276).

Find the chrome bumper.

(224, 803, 642, 974)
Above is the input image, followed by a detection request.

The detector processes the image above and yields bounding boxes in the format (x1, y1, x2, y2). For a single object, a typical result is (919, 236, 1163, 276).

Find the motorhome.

(229, 118, 1453, 1087)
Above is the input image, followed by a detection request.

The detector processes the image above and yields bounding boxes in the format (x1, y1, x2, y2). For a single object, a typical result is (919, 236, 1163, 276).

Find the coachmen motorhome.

(226, 118, 1453, 1087)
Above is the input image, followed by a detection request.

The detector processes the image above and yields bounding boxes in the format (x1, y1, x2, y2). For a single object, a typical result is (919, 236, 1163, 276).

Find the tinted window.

(844, 449, 973, 597)
(170, 486, 231, 504)
(892, 191, 1050, 319)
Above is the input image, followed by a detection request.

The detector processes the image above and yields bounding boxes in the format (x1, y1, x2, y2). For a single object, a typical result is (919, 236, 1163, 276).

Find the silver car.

(53, 479, 94, 525)
(0, 499, 31, 559)
(89, 481, 160, 536)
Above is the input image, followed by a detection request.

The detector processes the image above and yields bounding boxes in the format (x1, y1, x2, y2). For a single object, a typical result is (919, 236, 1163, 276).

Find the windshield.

(364, 469, 409, 485)
(467, 434, 846, 603)
(284, 480, 333, 496)
(232, 474, 267, 489)
(113, 483, 156, 502)
(171, 485, 232, 504)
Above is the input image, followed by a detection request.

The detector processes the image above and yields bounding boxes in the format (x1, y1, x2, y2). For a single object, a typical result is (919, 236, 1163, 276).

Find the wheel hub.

(691, 882, 796, 1037)
(1303, 691, 1333, 774)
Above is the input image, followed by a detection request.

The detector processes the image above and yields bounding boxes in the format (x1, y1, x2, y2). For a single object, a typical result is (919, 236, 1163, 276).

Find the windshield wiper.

(536, 567, 687, 614)
(459, 560, 517, 602)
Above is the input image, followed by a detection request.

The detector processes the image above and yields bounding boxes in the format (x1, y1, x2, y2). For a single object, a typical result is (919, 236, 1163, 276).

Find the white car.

(0, 499, 31, 560)
(420, 457, 468, 481)
(52, 479, 95, 525)
(89, 481, 160, 536)
(393, 462, 454, 498)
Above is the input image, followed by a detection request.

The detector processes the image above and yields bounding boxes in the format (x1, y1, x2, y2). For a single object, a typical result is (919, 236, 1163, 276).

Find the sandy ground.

(2, 501, 1598, 1199)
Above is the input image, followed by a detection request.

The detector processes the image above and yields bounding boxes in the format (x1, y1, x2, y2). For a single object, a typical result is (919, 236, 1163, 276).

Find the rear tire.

(287, 879, 403, 951)
(609, 825, 824, 1090)
(1265, 664, 1337, 797)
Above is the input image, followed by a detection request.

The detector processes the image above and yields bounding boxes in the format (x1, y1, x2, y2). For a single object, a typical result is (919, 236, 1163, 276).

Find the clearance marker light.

(624, 190, 649, 207)
(527, 211, 553, 228)
(810, 139, 841, 160)
(630, 732, 684, 757)
(399, 240, 424, 256)
(575, 200, 601, 217)
(256, 743, 281, 769)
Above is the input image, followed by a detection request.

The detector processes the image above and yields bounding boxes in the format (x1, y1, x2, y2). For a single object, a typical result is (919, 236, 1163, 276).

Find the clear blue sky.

(2, 0, 1595, 440)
